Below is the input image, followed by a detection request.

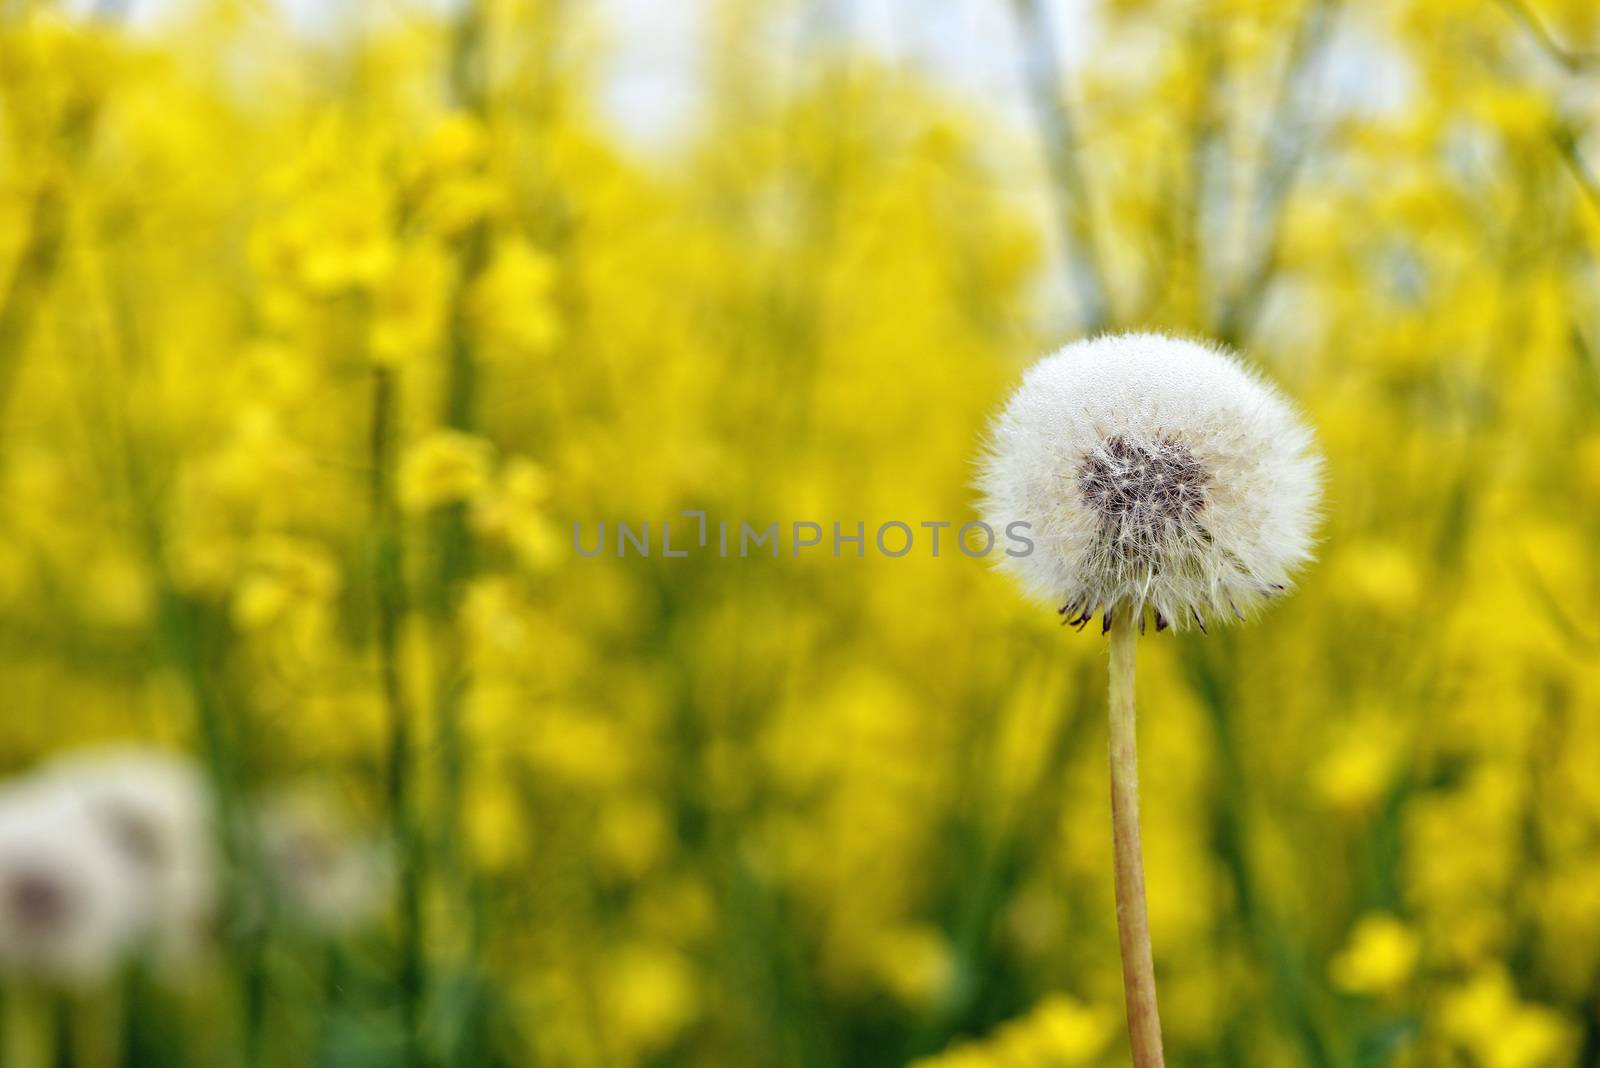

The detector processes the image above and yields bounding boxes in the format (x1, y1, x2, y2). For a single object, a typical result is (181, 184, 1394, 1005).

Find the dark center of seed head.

(6, 870, 74, 934)
(1077, 435, 1208, 539)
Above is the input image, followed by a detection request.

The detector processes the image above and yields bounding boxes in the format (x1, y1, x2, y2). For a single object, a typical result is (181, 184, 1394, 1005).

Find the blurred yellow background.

(2, 0, 1599, 1065)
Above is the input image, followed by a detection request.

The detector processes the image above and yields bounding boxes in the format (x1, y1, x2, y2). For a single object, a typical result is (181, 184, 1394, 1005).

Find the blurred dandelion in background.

(35, 748, 218, 969)
(0, 780, 140, 986)
(255, 789, 389, 934)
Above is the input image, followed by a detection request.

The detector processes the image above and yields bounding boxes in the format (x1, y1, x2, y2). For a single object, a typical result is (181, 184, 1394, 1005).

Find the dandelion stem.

(1107, 608, 1165, 1068)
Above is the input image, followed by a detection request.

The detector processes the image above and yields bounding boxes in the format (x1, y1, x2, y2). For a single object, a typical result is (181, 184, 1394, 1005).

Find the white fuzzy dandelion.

(980, 331, 1320, 633)
(256, 791, 389, 935)
(0, 782, 141, 986)
(37, 747, 218, 970)
(977, 331, 1322, 1068)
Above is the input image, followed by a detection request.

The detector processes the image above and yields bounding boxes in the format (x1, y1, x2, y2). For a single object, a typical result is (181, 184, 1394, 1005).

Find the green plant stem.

(0, 182, 65, 424)
(80, 205, 265, 1066)
(427, 4, 488, 930)
(1216, 0, 1339, 346)
(50, 993, 72, 1068)
(0, 73, 106, 425)
(1183, 639, 1338, 1068)
(370, 365, 424, 1066)
(1009, 0, 1113, 333)
(1108, 610, 1165, 1068)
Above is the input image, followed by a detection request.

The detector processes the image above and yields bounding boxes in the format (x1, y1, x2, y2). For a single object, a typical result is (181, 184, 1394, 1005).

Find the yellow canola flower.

(464, 770, 529, 875)
(521, 709, 634, 790)
(2, 15, 120, 129)
(1472, 84, 1552, 150)
(604, 944, 701, 1057)
(1329, 539, 1422, 618)
(1439, 967, 1574, 1068)
(275, 174, 396, 295)
(468, 238, 561, 354)
(460, 578, 533, 658)
(198, 406, 312, 511)
(1330, 912, 1420, 996)
(1315, 717, 1405, 817)
(1010, 994, 1116, 1064)
(78, 549, 154, 630)
(231, 537, 340, 631)
(412, 113, 490, 182)
(868, 926, 955, 1008)
(595, 794, 669, 880)
(406, 113, 502, 235)
(398, 431, 495, 513)
(911, 994, 1114, 1068)
(1533, 861, 1600, 999)
(239, 340, 318, 403)
(252, 121, 397, 296)
(471, 458, 560, 570)
(369, 241, 451, 365)
(418, 175, 507, 238)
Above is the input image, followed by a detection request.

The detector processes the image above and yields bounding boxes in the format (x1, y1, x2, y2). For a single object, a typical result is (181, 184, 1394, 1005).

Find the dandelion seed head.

(979, 332, 1322, 630)
(257, 791, 389, 935)
(39, 748, 218, 970)
(0, 784, 140, 985)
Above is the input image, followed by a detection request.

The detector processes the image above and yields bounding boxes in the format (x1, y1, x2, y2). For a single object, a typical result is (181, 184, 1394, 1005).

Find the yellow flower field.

(1, 1, 1599, 1065)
